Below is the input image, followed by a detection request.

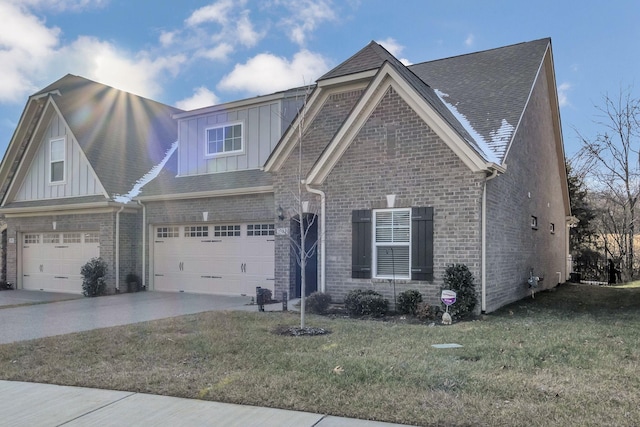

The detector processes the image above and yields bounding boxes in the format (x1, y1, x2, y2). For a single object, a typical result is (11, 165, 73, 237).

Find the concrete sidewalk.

(0, 381, 414, 427)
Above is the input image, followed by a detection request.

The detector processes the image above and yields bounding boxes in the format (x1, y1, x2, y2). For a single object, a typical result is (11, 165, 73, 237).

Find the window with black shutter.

(411, 206, 434, 281)
(351, 210, 372, 278)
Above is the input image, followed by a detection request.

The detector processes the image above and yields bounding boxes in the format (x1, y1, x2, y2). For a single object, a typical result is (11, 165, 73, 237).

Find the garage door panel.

(22, 232, 99, 294)
(153, 223, 274, 295)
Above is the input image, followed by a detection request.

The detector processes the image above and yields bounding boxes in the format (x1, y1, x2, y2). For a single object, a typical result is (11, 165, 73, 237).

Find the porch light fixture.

(202, 211, 208, 222)
(52, 221, 57, 230)
(302, 201, 310, 213)
(277, 205, 285, 221)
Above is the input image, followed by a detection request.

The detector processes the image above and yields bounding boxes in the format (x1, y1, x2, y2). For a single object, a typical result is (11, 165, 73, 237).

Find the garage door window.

(185, 226, 208, 237)
(43, 233, 60, 244)
(214, 225, 240, 237)
(157, 226, 179, 238)
(25, 234, 40, 244)
(85, 232, 100, 243)
(247, 224, 274, 236)
(63, 233, 81, 243)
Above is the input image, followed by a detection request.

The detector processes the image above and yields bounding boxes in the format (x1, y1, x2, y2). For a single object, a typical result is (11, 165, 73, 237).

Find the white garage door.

(153, 223, 275, 295)
(22, 231, 100, 293)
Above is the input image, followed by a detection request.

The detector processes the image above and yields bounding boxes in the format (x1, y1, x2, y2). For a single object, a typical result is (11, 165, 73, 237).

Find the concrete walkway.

(0, 381, 413, 427)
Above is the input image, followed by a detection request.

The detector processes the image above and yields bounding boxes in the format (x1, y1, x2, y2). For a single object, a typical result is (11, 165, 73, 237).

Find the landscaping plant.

(304, 292, 332, 314)
(442, 263, 477, 318)
(396, 289, 423, 315)
(81, 257, 107, 297)
(344, 289, 388, 317)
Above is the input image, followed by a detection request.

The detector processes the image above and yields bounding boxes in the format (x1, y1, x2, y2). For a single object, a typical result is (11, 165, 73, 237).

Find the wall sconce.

(52, 221, 57, 230)
(277, 206, 285, 221)
(302, 201, 310, 213)
(202, 211, 208, 222)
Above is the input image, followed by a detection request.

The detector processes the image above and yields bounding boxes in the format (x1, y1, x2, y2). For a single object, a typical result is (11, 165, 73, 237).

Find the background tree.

(566, 161, 601, 279)
(575, 86, 640, 280)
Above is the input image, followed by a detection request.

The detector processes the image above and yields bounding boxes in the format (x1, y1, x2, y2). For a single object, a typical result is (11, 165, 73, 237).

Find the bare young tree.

(575, 86, 640, 280)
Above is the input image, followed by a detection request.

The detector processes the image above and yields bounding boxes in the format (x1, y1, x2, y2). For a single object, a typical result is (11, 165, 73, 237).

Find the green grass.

(1, 283, 640, 426)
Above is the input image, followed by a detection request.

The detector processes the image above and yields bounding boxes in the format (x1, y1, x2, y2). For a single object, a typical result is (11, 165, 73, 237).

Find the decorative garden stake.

(441, 289, 457, 325)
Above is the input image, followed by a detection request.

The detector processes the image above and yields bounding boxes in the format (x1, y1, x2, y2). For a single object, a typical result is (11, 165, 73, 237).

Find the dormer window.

(49, 137, 65, 183)
(205, 123, 243, 156)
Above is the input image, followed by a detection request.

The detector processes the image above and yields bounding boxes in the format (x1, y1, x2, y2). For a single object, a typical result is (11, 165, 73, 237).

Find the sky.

(1, 0, 639, 160)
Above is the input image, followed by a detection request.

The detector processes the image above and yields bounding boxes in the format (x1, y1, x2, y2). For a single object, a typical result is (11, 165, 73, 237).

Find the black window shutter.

(352, 210, 372, 278)
(411, 207, 434, 281)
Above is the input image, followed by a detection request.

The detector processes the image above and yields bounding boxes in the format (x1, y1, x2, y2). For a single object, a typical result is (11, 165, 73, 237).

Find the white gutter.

(115, 204, 125, 292)
(138, 200, 146, 290)
(481, 168, 500, 313)
(305, 182, 326, 293)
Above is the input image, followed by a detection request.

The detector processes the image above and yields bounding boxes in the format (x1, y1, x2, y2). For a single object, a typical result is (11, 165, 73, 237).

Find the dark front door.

(290, 214, 318, 298)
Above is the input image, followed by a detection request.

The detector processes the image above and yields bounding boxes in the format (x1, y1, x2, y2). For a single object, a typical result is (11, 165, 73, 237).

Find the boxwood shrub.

(344, 289, 389, 317)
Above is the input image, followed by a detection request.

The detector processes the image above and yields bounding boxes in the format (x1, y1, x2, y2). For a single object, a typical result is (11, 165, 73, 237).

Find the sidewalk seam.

(311, 414, 329, 426)
(56, 391, 137, 426)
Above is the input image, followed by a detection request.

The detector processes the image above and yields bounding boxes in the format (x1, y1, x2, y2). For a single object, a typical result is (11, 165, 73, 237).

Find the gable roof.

(2, 74, 181, 203)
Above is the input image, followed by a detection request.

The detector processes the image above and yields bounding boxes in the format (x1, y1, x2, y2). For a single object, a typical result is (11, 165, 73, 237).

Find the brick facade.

(274, 87, 486, 307)
(484, 68, 567, 312)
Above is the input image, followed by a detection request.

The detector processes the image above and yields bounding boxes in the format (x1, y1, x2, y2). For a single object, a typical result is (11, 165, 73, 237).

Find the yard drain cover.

(431, 343, 463, 349)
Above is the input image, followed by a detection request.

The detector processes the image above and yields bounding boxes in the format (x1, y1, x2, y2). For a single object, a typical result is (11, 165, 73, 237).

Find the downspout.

(137, 200, 146, 290)
(482, 168, 499, 313)
(115, 204, 125, 292)
(305, 182, 326, 293)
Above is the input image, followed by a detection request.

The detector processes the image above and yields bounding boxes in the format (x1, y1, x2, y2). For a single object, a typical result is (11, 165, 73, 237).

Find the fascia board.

(1, 98, 54, 206)
(3, 98, 110, 206)
(317, 69, 378, 87)
(307, 64, 489, 185)
(264, 81, 370, 172)
(0, 201, 135, 217)
(172, 91, 295, 119)
(135, 185, 273, 202)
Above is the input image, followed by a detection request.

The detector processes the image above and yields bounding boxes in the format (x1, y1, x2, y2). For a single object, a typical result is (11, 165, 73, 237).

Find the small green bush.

(305, 292, 332, 314)
(344, 289, 389, 317)
(81, 257, 107, 297)
(397, 289, 423, 315)
(415, 302, 442, 321)
(442, 263, 477, 319)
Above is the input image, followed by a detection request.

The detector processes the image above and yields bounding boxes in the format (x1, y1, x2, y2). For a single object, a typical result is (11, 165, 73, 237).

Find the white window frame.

(372, 208, 411, 279)
(49, 137, 66, 184)
(204, 122, 244, 157)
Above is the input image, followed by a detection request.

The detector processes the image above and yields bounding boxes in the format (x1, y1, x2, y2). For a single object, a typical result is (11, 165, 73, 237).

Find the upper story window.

(50, 137, 66, 183)
(205, 123, 243, 156)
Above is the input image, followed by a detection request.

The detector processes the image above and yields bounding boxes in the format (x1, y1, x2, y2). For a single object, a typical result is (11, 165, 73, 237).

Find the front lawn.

(1, 283, 639, 426)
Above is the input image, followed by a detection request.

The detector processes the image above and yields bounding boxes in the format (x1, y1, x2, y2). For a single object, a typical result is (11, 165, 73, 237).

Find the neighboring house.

(0, 74, 180, 293)
(265, 37, 570, 312)
(0, 38, 570, 313)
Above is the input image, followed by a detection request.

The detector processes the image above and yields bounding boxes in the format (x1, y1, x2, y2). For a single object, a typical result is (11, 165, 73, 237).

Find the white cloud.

(377, 37, 411, 66)
(159, 30, 178, 47)
(558, 82, 571, 107)
(0, 1, 60, 101)
(236, 10, 262, 47)
(176, 87, 220, 110)
(185, 0, 238, 27)
(277, 0, 337, 46)
(218, 50, 329, 95)
(56, 36, 186, 99)
(465, 33, 474, 47)
(197, 42, 234, 61)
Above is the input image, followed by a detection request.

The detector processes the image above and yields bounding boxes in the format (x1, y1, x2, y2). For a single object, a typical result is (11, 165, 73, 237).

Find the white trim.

(173, 90, 302, 119)
(135, 185, 273, 202)
(317, 69, 378, 87)
(306, 63, 492, 185)
(48, 136, 66, 184)
(204, 121, 244, 158)
(0, 202, 137, 217)
(372, 208, 411, 280)
(264, 81, 369, 172)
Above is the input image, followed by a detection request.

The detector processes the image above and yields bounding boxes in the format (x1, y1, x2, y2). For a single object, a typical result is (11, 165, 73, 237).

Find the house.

(265, 37, 570, 312)
(0, 38, 570, 313)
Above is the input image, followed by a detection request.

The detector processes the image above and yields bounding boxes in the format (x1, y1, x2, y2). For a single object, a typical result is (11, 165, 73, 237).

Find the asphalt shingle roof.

(36, 74, 181, 198)
(318, 38, 550, 164)
(138, 151, 273, 198)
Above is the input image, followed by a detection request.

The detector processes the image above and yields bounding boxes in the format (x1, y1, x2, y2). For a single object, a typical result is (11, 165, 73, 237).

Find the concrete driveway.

(0, 290, 261, 344)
